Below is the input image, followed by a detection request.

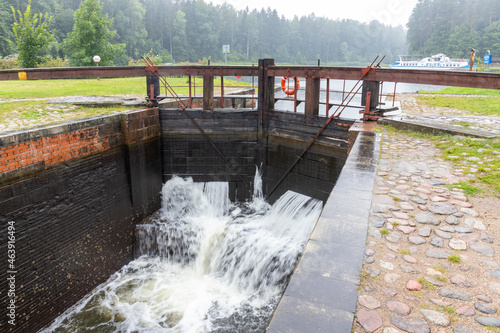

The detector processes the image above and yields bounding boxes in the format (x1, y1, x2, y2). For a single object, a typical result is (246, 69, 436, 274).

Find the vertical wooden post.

(188, 75, 192, 108)
(203, 74, 214, 111)
(258, 59, 275, 123)
(305, 77, 320, 117)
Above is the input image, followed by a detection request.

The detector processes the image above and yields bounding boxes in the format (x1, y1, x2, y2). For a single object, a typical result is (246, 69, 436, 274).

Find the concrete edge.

(378, 117, 498, 139)
(267, 131, 381, 333)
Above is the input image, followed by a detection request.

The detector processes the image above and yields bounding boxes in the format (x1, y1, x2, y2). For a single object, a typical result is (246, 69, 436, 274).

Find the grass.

(448, 254, 462, 263)
(417, 86, 500, 116)
(380, 228, 389, 235)
(0, 100, 132, 126)
(435, 305, 458, 322)
(399, 248, 411, 255)
(446, 182, 482, 196)
(0, 76, 252, 99)
(420, 87, 500, 96)
(416, 95, 500, 116)
(418, 278, 436, 290)
(378, 125, 500, 196)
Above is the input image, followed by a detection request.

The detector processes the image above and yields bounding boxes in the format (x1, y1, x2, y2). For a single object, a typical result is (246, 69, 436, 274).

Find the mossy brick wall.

(0, 109, 162, 333)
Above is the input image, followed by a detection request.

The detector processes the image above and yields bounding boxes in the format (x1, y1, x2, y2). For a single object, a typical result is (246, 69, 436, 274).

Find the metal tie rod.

(266, 56, 383, 199)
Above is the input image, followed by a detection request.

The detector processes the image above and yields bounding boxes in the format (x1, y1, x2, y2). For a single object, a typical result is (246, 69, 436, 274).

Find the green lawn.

(0, 76, 251, 99)
(417, 87, 500, 116)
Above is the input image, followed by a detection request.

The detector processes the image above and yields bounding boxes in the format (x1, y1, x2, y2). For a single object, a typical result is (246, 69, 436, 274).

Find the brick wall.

(0, 109, 162, 332)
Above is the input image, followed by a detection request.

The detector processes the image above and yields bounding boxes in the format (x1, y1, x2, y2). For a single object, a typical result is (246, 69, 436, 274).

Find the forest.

(406, 0, 500, 58)
(0, 0, 408, 67)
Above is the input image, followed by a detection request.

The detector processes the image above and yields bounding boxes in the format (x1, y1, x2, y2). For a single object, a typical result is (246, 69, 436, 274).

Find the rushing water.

(41, 169, 322, 333)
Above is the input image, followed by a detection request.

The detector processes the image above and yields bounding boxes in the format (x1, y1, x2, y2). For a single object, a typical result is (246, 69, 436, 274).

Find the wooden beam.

(305, 77, 320, 116)
(203, 74, 214, 111)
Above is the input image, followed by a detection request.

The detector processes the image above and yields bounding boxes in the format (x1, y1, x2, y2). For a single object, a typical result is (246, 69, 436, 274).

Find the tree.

(483, 21, 500, 56)
(0, 0, 12, 57)
(63, 0, 125, 66)
(10, 0, 54, 68)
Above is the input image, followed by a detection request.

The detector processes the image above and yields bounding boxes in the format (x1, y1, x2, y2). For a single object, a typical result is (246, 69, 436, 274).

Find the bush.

(0, 55, 20, 69)
(37, 57, 68, 68)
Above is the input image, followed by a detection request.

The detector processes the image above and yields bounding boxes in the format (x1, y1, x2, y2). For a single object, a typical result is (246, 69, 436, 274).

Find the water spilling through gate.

(41, 169, 322, 333)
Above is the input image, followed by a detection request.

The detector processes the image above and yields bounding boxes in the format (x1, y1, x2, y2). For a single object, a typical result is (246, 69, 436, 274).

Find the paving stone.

(380, 261, 394, 270)
(426, 268, 443, 276)
(450, 199, 473, 208)
(464, 218, 486, 230)
(409, 247, 418, 254)
(415, 213, 441, 226)
(474, 302, 497, 314)
(456, 305, 475, 316)
(487, 269, 500, 280)
(357, 308, 383, 332)
(386, 300, 411, 316)
(406, 279, 423, 291)
(398, 226, 416, 234)
(455, 227, 472, 233)
(383, 328, 401, 333)
(430, 237, 444, 248)
(425, 249, 451, 259)
(418, 226, 432, 237)
(400, 263, 420, 274)
(460, 207, 478, 217)
(365, 249, 375, 256)
(434, 229, 452, 239)
(362, 283, 376, 293)
(445, 215, 460, 225)
(409, 236, 427, 245)
(368, 226, 382, 239)
(453, 325, 476, 333)
(438, 288, 471, 301)
(365, 257, 375, 264)
(390, 317, 430, 333)
(450, 274, 474, 288)
(384, 273, 402, 284)
(358, 295, 382, 310)
(431, 195, 448, 202)
(439, 226, 455, 233)
(470, 242, 495, 257)
(372, 204, 390, 214)
(477, 259, 500, 269)
(386, 243, 400, 253)
(429, 298, 451, 307)
(476, 294, 492, 303)
(403, 255, 417, 264)
(371, 219, 386, 228)
(393, 212, 410, 219)
(425, 277, 447, 287)
(475, 317, 500, 327)
(428, 202, 457, 215)
(386, 232, 402, 243)
(412, 198, 427, 205)
(420, 309, 450, 327)
(480, 231, 494, 244)
(449, 239, 467, 251)
(381, 286, 397, 298)
(366, 267, 381, 278)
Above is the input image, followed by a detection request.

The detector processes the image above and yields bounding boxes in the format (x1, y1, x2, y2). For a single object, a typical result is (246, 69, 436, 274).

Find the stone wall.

(0, 109, 162, 333)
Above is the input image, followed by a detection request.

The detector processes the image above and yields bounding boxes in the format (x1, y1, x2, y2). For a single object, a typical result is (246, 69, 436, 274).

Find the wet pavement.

(352, 94, 500, 333)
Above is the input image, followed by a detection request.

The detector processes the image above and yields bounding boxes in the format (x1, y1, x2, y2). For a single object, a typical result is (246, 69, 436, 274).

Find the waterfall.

(41, 171, 322, 333)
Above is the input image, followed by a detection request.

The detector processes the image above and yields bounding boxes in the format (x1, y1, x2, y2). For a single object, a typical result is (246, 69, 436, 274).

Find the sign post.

(222, 45, 230, 64)
(484, 50, 492, 72)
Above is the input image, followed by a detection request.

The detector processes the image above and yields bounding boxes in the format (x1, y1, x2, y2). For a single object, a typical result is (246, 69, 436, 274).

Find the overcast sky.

(209, 0, 418, 27)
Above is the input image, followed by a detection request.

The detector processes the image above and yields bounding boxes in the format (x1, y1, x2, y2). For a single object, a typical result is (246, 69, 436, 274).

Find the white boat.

(390, 53, 471, 70)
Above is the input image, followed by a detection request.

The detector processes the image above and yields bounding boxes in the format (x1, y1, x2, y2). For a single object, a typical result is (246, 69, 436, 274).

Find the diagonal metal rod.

(265, 56, 382, 200)
(142, 57, 249, 188)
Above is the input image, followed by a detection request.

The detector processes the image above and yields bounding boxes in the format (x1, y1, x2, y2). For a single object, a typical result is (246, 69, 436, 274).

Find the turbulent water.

(41, 169, 322, 333)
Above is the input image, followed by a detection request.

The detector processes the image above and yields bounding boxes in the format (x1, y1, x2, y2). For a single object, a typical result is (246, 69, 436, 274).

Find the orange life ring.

(281, 77, 300, 95)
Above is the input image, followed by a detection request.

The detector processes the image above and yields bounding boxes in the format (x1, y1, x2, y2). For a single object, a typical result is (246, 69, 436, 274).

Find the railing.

(1, 60, 498, 118)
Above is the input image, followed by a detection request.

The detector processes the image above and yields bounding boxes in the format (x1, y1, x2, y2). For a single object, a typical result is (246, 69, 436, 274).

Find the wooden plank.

(305, 77, 320, 116)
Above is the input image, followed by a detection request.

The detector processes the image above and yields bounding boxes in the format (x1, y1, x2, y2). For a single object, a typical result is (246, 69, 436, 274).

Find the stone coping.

(267, 131, 381, 332)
